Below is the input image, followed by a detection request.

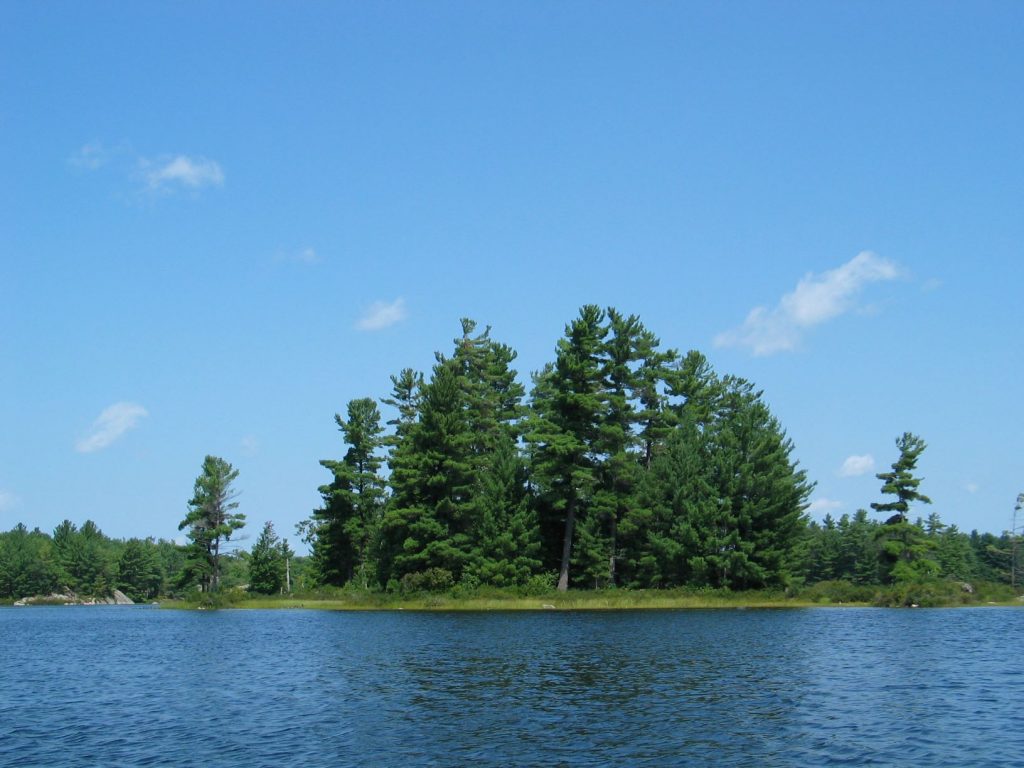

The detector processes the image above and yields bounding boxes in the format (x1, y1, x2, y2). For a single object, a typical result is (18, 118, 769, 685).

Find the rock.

(958, 582, 974, 594)
(112, 590, 134, 605)
(542, 604, 556, 609)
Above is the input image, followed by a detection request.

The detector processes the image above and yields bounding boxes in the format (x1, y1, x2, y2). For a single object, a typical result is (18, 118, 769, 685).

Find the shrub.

(400, 568, 455, 594)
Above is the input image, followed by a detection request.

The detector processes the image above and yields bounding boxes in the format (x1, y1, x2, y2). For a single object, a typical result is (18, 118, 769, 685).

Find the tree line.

(2, 307, 1020, 600)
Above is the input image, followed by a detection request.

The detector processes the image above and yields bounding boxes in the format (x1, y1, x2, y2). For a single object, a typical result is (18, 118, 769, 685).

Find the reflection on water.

(1, 606, 1022, 766)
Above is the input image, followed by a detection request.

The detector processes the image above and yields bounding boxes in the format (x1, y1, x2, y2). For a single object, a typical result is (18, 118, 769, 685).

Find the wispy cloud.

(808, 497, 843, 516)
(144, 155, 224, 190)
(963, 482, 979, 494)
(0, 489, 18, 513)
(357, 298, 407, 331)
(69, 142, 114, 170)
(276, 247, 321, 265)
(839, 454, 875, 477)
(714, 251, 901, 355)
(75, 402, 148, 453)
(240, 435, 260, 456)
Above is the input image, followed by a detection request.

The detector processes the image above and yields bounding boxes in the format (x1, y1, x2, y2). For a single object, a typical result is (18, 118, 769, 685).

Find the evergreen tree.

(52, 519, 114, 595)
(309, 398, 386, 587)
(870, 433, 932, 522)
(804, 515, 843, 583)
(838, 510, 881, 584)
(116, 539, 163, 601)
(870, 433, 937, 582)
(0, 524, 60, 599)
(525, 305, 608, 591)
(934, 523, 977, 581)
(702, 377, 811, 588)
(178, 455, 245, 593)
(249, 521, 287, 594)
(379, 358, 476, 589)
(464, 433, 543, 586)
(620, 417, 718, 587)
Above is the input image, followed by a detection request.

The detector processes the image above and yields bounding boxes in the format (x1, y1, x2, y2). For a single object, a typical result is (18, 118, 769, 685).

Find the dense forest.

(2, 307, 1021, 601)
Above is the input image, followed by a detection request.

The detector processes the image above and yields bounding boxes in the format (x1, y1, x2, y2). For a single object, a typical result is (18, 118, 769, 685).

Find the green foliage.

(400, 567, 455, 594)
(178, 455, 245, 593)
(797, 580, 879, 604)
(249, 521, 290, 594)
(116, 539, 164, 601)
(871, 432, 932, 520)
(0, 524, 61, 598)
(307, 398, 386, 588)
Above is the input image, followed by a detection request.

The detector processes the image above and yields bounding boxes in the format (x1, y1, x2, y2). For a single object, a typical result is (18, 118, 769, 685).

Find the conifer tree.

(870, 433, 937, 582)
(116, 539, 163, 600)
(178, 455, 245, 593)
(379, 358, 475, 588)
(526, 305, 607, 591)
(310, 398, 386, 587)
(871, 432, 932, 522)
(249, 521, 287, 594)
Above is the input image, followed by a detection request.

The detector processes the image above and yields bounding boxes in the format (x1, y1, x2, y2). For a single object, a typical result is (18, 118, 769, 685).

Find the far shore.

(157, 586, 1024, 612)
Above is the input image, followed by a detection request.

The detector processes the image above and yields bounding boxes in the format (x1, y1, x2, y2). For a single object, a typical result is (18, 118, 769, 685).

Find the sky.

(2, 2, 1022, 552)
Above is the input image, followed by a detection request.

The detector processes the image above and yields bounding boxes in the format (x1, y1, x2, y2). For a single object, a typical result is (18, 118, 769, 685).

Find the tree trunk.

(557, 496, 577, 592)
(212, 536, 220, 593)
(608, 511, 617, 586)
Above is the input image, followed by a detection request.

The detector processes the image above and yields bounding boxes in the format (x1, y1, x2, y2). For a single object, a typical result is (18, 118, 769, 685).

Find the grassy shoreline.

(162, 581, 1024, 611)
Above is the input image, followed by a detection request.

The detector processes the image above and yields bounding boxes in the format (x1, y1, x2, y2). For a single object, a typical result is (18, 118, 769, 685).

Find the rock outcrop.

(14, 588, 135, 606)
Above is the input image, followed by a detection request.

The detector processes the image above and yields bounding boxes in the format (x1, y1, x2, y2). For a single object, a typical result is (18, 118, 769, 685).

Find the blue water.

(1, 607, 1022, 766)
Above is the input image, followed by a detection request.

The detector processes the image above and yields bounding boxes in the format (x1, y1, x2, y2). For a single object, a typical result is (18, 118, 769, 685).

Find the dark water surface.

(2, 606, 1023, 766)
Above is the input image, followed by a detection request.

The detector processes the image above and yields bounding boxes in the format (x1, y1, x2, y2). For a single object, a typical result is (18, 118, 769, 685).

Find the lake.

(1, 606, 1022, 766)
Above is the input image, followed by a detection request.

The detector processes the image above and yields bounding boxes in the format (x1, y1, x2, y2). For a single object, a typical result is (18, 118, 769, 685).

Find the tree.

(870, 434, 936, 582)
(309, 398, 386, 587)
(870, 433, 932, 522)
(379, 357, 476, 589)
(249, 521, 287, 594)
(701, 377, 812, 588)
(525, 305, 608, 591)
(116, 539, 163, 601)
(178, 455, 245, 593)
(0, 524, 60, 599)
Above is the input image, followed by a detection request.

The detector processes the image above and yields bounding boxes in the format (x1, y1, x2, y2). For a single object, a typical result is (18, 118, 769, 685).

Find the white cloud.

(964, 482, 979, 494)
(357, 298, 407, 331)
(144, 155, 224, 190)
(240, 435, 260, 456)
(808, 497, 843, 516)
(714, 251, 901, 355)
(75, 402, 148, 453)
(921, 277, 943, 293)
(839, 454, 875, 477)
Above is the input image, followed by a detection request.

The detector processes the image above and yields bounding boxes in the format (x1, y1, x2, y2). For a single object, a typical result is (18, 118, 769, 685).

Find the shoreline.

(157, 588, 1024, 612)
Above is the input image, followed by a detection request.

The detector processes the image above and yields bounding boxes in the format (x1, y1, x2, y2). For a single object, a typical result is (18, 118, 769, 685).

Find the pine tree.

(465, 433, 543, 586)
(703, 377, 812, 588)
(620, 417, 718, 587)
(116, 539, 163, 600)
(525, 305, 608, 591)
(310, 398, 386, 587)
(870, 433, 937, 582)
(870, 433, 932, 522)
(178, 455, 245, 593)
(249, 521, 286, 594)
(379, 358, 475, 589)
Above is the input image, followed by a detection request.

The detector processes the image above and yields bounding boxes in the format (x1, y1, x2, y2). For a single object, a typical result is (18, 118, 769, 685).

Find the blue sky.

(2, 2, 1022, 551)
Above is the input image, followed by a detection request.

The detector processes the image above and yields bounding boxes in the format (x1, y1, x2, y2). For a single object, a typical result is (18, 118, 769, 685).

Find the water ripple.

(1, 606, 1023, 766)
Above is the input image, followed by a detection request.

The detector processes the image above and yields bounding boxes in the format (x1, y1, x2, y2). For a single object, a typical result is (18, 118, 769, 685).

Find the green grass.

(166, 587, 832, 611)
(160, 580, 1024, 611)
